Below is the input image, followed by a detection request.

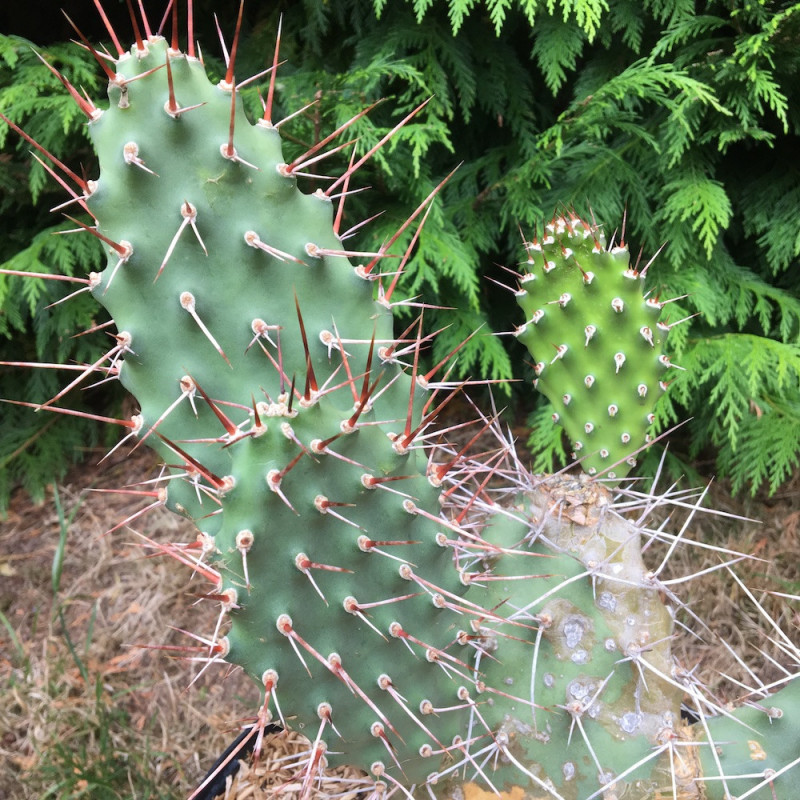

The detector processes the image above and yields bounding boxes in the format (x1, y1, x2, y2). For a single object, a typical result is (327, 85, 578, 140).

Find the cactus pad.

(515, 214, 672, 481)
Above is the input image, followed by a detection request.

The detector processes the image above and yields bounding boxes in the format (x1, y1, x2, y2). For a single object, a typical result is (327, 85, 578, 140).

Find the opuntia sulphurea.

(1, 4, 798, 799)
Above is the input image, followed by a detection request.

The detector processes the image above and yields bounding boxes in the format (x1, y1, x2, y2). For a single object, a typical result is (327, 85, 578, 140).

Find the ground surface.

(1, 444, 798, 799)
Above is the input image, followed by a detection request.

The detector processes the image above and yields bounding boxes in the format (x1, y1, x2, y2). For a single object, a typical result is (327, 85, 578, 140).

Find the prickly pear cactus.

(77, 30, 481, 785)
(2, 5, 798, 800)
(514, 216, 673, 481)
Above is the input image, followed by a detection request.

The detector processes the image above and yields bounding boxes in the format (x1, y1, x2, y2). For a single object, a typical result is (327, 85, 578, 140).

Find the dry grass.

(1, 449, 258, 799)
(1, 447, 798, 799)
(650, 471, 800, 701)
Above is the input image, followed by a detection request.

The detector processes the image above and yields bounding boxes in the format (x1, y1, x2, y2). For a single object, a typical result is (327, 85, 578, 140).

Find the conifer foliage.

(1, 0, 799, 506)
(0, 36, 107, 509)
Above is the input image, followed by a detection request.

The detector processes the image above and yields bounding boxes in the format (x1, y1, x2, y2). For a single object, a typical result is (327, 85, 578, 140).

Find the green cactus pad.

(84, 36, 497, 780)
(515, 214, 672, 481)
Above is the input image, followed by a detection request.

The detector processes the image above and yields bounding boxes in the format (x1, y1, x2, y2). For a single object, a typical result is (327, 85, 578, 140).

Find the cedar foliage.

(1, 0, 799, 509)
(0, 36, 107, 510)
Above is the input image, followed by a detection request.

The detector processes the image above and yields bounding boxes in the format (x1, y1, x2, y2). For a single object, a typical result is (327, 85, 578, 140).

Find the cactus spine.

(1, 5, 798, 799)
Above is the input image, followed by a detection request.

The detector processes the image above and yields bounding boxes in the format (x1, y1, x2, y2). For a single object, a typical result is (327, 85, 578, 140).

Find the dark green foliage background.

(2, 0, 799, 510)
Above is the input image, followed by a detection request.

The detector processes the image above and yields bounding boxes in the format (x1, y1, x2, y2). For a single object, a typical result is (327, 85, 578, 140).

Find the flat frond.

(667, 335, 800, 456)
(717, 401, 800, 496)
(660, 172, 732, 259)
(531, 15, 587, 94)
(526, 401, 568, 474)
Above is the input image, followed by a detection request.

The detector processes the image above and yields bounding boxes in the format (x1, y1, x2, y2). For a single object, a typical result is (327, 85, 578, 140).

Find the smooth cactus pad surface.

(2, 5, 799, 800)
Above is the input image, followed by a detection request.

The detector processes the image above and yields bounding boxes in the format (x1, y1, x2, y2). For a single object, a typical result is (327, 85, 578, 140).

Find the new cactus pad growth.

(2, 4, 798, 799)
(514, 216, 672, 481)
